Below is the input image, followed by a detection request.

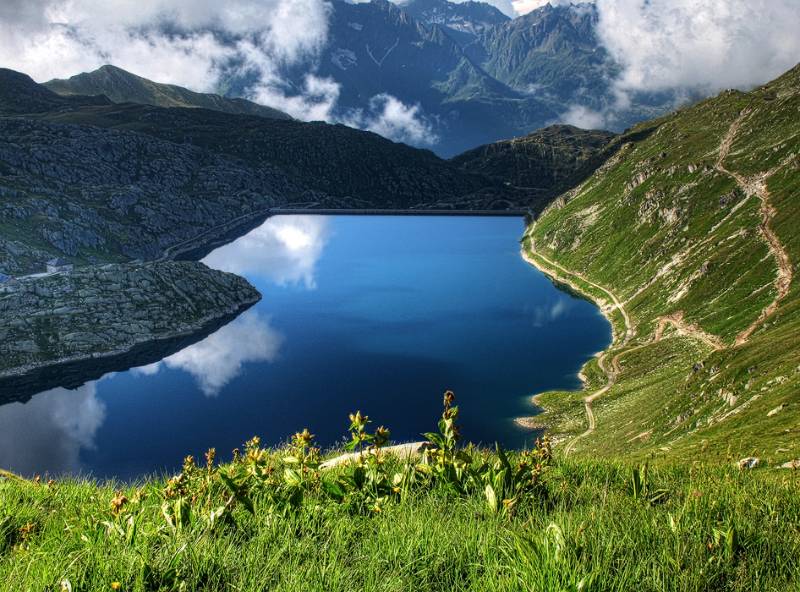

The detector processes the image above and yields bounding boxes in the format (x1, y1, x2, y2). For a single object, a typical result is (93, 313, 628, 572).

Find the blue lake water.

(0, 216, 610, 480)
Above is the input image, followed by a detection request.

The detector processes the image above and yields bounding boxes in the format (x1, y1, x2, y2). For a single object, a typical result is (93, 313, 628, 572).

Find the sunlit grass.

(1, 394, 799, 591)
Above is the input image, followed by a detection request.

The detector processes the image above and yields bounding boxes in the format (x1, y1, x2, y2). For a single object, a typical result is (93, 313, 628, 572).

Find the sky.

(0, 0, 798, 142)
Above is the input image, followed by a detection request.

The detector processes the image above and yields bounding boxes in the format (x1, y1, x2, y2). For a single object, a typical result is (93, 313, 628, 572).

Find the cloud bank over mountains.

(0, 0, 798, 144)
(558, 0, 800, 129)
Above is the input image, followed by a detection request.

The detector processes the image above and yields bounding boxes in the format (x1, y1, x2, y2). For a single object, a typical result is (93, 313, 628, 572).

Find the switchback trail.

(716, 109, 794, 346)
(521, 106, 794, 453)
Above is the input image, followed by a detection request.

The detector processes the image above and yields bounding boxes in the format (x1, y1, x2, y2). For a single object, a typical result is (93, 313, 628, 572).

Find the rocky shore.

(0, 261, 260, 384)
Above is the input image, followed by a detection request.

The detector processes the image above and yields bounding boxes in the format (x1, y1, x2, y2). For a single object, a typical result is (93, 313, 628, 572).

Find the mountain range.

(2, 45, 797, 465)
(91, 0, 669, 157)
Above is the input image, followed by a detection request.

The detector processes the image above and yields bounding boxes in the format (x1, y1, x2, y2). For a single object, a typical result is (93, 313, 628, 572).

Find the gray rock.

(737, 457, 760, 470)
(0, 261, 260, 378)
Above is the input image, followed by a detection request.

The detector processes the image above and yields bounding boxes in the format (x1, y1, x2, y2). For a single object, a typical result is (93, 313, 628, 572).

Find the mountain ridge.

(522, 62, 800, 464)
(45, 65, 293, 121)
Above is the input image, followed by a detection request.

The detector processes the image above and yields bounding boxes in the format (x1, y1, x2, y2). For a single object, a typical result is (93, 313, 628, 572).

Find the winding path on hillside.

(522, 240, 632, 454)
(715, 109, 794, 346)
(522, 107, 794, 453)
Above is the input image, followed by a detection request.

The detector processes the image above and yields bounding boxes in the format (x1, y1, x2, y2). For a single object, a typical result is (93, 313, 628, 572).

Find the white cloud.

(0, 382, 105, 476)
(0, 0, 332, 91)
(202, 215, 330, 288)
(558, 104, 607, 129)
(595, 0, 800, 95)
(134, 310, 283, 396)
(549, 0, 800, 129)
(352, 94, 439, 146)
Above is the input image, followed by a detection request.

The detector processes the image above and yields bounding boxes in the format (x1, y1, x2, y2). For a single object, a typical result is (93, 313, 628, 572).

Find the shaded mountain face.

(465, 3, 611, 105)
(212, 0, 675, 156)
(44, 65, 292, 121)
(0, 68, 533, 277)
(451, 124, 616, 192)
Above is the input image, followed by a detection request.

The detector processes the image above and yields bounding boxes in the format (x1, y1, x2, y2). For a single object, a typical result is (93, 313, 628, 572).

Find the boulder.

(737, 457, 760, 470)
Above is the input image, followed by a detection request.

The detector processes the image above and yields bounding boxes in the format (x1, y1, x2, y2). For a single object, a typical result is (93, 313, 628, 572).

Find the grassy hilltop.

(524, 65, 800, 464)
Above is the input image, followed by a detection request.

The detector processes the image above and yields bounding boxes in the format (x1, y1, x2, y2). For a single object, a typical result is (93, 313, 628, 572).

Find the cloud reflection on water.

(132, 311, 283, 396)
(0, 382, 105, 476)
(202, 215, 330, 288)
(527, 296, 571, 328)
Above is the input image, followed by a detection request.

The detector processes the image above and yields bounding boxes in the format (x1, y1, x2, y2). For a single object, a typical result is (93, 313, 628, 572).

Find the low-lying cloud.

(554, 0, 800, 128)
(350, 94, 439, 146)
(1, 0, 798, 141)
(596, 0, 800, 96)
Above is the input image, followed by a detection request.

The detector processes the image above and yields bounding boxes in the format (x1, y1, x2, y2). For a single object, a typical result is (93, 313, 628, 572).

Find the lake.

(0, 216, 611, 480)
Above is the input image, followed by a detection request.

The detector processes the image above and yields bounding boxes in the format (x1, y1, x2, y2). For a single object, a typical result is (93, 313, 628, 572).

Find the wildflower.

(443, 390, 455, 408)
(349, 411, 369, 431)
(18, 522, 35, 540)
(110, 491, 128, 515)
(293, 428, 315, 448)
(47, 479, 56, 488)
(374, 426, 390, 448)
(182, 455, 196, 473)
(111, 583, 122, 590)
(205, 448, 216, 470)
(33, 475, 41, 485)
(232, 448, 241, 463)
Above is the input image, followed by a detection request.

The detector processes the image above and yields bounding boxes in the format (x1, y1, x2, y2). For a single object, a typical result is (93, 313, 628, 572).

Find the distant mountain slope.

(524, 64, 800, 464)
(206, 0, 677, 157)
(402, 0, 509, 45)
(0, 68, 111, 114)
(44, 65, 292, 120)
(451, 124, 615, 193)
(0, 68, 527, 277)
(466, 3, 608, 100)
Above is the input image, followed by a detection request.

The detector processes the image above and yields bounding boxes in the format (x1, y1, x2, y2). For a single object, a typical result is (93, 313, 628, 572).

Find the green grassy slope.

(523, 65, 800, 464)
(1, 399, 798, 591)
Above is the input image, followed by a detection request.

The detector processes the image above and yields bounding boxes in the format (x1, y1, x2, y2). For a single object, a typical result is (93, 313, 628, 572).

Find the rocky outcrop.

(0, 261, 260, 381)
